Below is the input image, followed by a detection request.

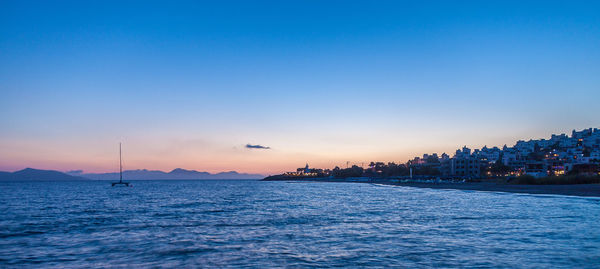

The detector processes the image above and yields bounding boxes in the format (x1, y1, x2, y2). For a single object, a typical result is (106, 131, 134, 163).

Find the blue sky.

(1, 1, 599, 174)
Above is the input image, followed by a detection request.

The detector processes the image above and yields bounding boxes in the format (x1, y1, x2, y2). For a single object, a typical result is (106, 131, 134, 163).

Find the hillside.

(0, 168, 89, 181)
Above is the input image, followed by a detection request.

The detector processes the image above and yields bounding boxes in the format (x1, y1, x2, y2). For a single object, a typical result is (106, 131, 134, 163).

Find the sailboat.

(112, 143, 130, 187)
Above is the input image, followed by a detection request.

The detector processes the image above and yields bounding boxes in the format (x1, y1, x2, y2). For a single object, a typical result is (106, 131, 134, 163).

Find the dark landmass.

(72, 168, 264, 180)
(263, 175, 325, 181)
(0, 168, 89, 181)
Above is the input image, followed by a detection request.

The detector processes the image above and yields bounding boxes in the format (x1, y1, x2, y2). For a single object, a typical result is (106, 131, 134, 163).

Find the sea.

(0, 180, 599, 268)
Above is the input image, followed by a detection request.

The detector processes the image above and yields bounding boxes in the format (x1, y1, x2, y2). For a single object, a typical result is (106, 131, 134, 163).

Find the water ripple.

(0, 180, 599, 268)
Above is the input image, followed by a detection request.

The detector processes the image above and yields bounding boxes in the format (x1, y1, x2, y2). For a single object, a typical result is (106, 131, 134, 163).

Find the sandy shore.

(384, 182, 600, 197)
(271, 178, 600, 197)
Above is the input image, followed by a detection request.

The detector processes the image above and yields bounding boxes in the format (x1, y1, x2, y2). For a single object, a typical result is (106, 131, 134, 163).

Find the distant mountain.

(0, 168, 89, 181)
(75, 168, 264, 180)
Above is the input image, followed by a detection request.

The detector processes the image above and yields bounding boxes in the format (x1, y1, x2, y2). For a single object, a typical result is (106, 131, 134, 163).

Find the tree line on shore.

(305, 160, 600, 185)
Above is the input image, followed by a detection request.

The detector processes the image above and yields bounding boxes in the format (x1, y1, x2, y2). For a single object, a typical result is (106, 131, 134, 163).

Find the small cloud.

(246, 144, 271, 150)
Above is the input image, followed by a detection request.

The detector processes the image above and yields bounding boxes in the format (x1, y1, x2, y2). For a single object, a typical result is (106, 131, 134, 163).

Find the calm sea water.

(0, 180, 599, 268)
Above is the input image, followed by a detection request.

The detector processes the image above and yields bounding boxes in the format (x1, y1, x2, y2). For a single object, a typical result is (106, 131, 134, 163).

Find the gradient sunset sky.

(1, 1, 599, 175)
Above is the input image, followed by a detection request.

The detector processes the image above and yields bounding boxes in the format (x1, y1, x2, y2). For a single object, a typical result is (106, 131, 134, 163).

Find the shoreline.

(384, 182, 600, 197)
(267, 178, 600, 197)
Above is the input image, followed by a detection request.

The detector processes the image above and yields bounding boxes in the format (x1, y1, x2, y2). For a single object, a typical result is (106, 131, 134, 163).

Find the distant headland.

(0, 168, 88, 181)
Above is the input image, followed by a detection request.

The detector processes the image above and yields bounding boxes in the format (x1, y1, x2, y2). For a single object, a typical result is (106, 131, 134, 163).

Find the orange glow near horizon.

(1, 125, 598, 175)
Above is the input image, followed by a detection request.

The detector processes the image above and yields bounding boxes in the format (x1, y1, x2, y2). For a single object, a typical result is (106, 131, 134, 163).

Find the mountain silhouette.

(0, 168, 88, 181)
(76, 168, 263, 180)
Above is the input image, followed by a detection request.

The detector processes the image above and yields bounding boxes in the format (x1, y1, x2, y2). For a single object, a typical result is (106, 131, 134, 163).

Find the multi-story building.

(427, 127, 599, 178)
(442, 147, 483, 178)
(450, 157, 482, 178)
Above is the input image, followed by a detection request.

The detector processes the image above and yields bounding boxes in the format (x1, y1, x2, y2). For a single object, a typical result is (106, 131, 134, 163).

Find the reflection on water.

(0, 180, 599, 268)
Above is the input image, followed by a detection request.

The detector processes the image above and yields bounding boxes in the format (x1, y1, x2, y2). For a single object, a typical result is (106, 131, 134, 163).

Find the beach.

(269, 178, 600, 197)
(386, 182, 600, 197)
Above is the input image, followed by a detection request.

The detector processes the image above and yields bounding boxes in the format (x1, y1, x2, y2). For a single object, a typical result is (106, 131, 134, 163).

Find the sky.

(1, 1, 599, 175)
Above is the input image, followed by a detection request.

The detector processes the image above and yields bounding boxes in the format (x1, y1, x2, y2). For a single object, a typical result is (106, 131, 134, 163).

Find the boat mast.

(119, 143, 123, 183)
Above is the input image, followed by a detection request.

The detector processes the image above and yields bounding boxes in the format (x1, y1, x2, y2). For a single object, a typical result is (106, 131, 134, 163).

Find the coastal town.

(266, 128, 600, 182)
